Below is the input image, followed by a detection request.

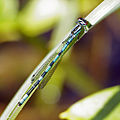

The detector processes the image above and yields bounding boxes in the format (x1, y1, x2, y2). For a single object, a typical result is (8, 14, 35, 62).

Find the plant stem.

(1, 0, 120, 120)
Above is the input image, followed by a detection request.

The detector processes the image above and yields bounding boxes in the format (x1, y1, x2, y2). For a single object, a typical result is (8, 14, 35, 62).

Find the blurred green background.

(0, 0, 120, 119)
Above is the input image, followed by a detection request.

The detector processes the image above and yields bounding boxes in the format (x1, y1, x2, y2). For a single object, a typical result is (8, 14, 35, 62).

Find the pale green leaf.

(18, 0, 65, 36)
(60, 86, 120, 120)
(0, 0, 18, 41)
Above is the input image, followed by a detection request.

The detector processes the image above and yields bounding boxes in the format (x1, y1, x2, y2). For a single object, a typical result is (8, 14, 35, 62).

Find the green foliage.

(0, 0, 18, 41)
(60, 86, 120, 120)
(0, 0, 120, 119)
(78, 0, 102, 15)
(18, 0, 61, 36)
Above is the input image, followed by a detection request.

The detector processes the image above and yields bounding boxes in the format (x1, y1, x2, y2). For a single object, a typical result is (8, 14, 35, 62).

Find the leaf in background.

(0, 0, 18, 42)
(0, 0, 18, 20)
(59, 86, 120, 120)
(78, 0, 102, 15)
(18, 0, 65, 36)
(64, 61, 101, 95)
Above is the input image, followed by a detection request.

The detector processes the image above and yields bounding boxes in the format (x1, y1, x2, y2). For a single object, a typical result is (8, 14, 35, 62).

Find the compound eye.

(32, 74, 35, 77)
(31, 74, 36, 82)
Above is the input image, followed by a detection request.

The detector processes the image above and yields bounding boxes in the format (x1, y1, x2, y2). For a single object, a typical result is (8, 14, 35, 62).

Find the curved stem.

(1, 0, 120, 119)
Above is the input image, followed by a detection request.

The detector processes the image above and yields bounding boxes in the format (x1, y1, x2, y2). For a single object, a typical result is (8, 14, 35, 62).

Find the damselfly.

(2, 0, 119, 119)
(18, 18, 92, 106)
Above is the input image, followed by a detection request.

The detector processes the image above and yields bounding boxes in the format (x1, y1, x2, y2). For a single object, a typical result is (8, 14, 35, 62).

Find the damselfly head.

(77, 17, 92, 33)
